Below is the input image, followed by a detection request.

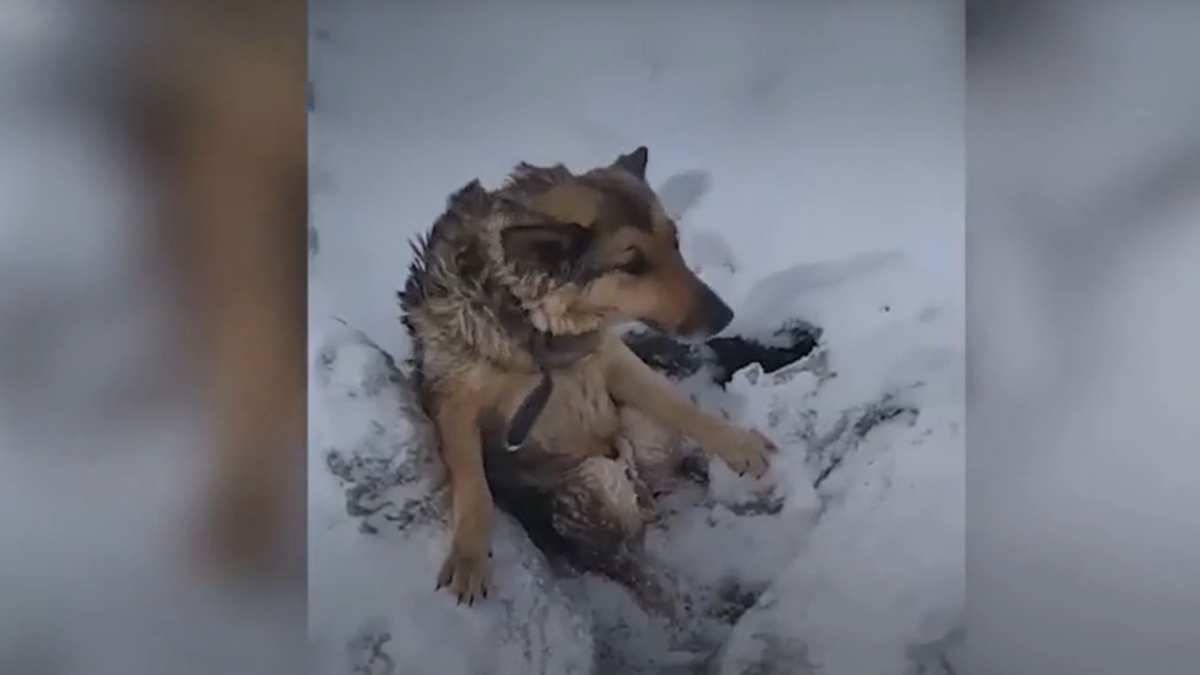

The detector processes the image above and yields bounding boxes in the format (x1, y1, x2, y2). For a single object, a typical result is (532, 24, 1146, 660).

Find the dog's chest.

(531, 361, 621, 456)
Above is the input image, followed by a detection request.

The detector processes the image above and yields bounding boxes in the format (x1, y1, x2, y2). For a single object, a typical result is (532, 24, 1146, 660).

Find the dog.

(129, 1, 307, 578)
(399, 146, 777, 613)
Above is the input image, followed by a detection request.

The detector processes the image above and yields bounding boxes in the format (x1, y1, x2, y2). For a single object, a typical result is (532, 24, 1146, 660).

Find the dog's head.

(500, 146, 734, 338)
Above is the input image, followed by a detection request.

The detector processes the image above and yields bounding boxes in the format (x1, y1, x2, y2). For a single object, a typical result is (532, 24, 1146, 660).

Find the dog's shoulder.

(399, 180, 495, 309)
(499, 162, 574, 202)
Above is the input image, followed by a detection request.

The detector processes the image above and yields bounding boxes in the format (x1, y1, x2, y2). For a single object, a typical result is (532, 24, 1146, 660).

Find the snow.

(309, 3, 962, 674)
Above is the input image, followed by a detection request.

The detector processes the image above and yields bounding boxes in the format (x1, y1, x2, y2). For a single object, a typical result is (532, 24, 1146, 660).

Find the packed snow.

(309, 3, 963, 674)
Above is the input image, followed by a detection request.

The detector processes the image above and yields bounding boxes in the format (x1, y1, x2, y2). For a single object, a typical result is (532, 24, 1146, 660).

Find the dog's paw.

(436, 539, 491, 605)
(716, 429, 776, 479)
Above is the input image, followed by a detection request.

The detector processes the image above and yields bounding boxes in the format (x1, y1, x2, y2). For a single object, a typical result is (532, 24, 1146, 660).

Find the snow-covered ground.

(308, 3, 963, 674)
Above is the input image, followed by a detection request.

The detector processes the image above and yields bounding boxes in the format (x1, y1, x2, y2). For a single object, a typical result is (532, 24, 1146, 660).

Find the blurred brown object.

(133, 0, 307, 582)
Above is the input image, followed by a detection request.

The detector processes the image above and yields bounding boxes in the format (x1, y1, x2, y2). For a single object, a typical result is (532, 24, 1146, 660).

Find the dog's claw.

(718, 428, 772, 479)
(436, 540, 490, 606)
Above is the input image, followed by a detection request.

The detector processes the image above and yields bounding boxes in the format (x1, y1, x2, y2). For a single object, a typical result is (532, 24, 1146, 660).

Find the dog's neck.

(493, 295, 602, 453)
(527, 328, 602, 369)
(495, 301, 602, 373)
(491, 284, 603, 372)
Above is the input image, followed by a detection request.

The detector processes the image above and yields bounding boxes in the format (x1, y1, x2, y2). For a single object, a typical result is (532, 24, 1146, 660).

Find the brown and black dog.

(400, 146, 776, 614)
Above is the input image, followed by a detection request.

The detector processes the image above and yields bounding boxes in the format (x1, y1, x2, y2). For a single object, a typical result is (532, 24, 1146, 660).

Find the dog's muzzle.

(685, 282, 734, 336)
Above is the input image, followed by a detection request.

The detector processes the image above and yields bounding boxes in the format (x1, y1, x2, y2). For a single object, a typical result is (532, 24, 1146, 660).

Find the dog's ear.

(501, 222, 595, 277)
(612, 146, 649, 182)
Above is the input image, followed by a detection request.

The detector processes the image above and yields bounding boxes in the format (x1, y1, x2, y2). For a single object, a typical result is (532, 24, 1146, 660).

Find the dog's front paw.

(716, 429, 776, 479)
(436, 538, 490, 605)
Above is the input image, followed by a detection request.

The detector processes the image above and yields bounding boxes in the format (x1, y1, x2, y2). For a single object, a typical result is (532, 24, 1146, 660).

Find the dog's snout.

(693, 283, 734, 335)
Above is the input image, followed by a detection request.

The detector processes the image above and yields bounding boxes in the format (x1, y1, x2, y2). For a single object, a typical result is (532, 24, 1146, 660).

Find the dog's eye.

(617, 251, 649, 276)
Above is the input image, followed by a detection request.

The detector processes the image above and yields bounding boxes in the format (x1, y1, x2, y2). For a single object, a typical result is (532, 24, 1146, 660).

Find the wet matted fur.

(399, 146, 776, 614)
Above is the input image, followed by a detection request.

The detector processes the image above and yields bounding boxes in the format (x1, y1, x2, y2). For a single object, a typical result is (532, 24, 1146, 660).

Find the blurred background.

(968, 2, 1200, 674)
(0, 1, 307, 673)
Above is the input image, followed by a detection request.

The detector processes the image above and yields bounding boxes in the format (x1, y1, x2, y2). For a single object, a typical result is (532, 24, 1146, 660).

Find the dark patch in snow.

(380, 493, 445, 530)
(736, 632, 816, 675)
(905, 622, 964, 675)
(710, 578, 768, 625)
(325, 451, 405, 517)
(676, 453, 711, 486)
(719, 492, 785, 517)
(315, 336, 405, 399)
(315, 347, 337, 385)
(706, 320, 821, 385)
(324, 428, 440, 531)
(622, 318, 821, 385)
(805, 395, 921, 491)
(347, 626, 396, 675)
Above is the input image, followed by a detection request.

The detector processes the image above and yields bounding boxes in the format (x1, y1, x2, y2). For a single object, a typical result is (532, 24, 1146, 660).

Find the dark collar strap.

(505, 370, 554, 451)
(528, 328, 602, 368)
(504, 327, 600, 452)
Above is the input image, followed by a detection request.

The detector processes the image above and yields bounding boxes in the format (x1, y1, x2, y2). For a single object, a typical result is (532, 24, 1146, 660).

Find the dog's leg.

(430, 388, 494, 605)
(604, 337, 775, 478)
(617, 407, 703, 508)
(552, 457, 678, 619)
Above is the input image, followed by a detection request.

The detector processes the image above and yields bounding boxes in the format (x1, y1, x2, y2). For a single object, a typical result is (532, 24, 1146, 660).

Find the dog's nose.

(695, 283, 734, 335)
